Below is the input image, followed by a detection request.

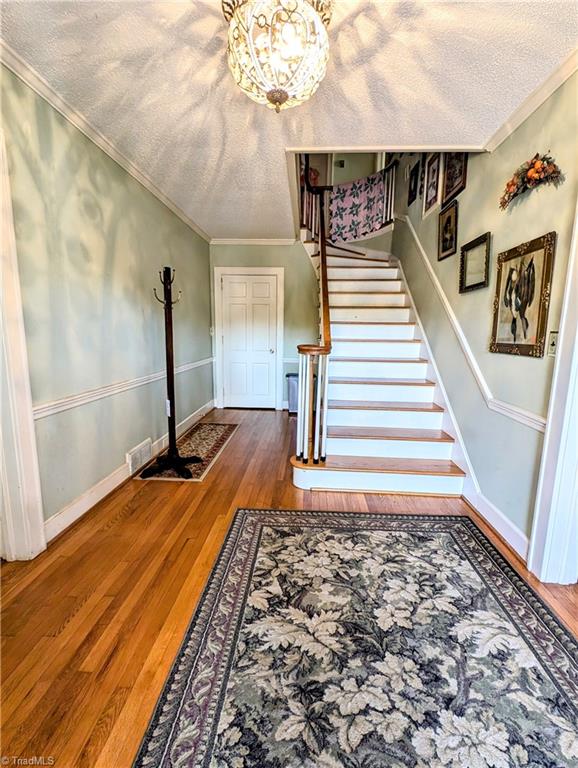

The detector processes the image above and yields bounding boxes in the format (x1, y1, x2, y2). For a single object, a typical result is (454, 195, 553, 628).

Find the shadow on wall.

(3, 0, 573, 238)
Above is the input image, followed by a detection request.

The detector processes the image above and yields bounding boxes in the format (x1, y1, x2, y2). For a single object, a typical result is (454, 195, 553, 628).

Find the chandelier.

(222, 0, 332, 113)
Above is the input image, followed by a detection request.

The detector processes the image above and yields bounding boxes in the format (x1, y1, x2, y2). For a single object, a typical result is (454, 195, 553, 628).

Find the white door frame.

(1, 130, 46, 560)
(528, 198, 578, 584)
(213, 267, 284, 411)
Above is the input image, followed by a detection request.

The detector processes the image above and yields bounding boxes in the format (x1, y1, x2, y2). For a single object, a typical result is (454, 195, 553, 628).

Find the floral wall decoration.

(330, 169, 388, 241)
(499, 152, 563, 210)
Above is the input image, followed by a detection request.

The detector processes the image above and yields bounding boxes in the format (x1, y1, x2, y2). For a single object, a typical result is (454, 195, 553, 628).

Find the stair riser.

(330, 307, 411, 322)
(328, 383, 434, 402)
(331, 323, 416, 340)
(293, 466, 464, 495)
(326, 256, 393, 267)
(326, 437, 453, 460)
(328, 267, 399, 280)
(330, 293, 407, 307)
(328, 280, 402, 292)
(330, 360, 428, 378)
(331, 341, 422, 359)
(327, 408, 443, 429)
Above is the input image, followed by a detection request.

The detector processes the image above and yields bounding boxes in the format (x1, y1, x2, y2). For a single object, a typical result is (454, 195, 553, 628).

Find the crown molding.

(398, 215, 546, 433)
(0, 42, 211, 243)
(210, 238, 296, 245)
(286, 145, 486, 154)
(485, 48, 578, 152)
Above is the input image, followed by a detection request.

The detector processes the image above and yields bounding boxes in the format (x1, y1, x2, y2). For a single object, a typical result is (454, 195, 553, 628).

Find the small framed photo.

(442, 152, 468, 205)
(490, 232, 556, 357)
(408, 161, 420, 206)
(423, 153, 442, 217)
(438, 201, 458, 260)
(459, 233, 491, 293)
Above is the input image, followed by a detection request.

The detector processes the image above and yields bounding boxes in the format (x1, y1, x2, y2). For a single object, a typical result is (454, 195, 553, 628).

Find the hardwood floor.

(1, 408, 576, 767)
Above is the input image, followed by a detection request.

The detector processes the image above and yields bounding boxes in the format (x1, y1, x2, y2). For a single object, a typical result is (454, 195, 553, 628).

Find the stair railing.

(296, 157, 332, 464)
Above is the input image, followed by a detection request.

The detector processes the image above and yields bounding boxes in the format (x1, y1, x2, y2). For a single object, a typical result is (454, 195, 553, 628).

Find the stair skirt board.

(328, 382, 435, 402)
(326, 436, 453, 460)
(329, 293, 408, 307)
(326, 408, 444, 429)
(293, 466, 464, 494)
(331, 323, 417, 340)
(331, 340, 423, 358)
(328, 280, 403, 292)
(329, 359, 428, 378)
(330, 307, 411, 322)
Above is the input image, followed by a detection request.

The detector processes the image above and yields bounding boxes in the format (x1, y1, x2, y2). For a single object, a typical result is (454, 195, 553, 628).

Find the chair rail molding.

(528, 198, 578, 584)
(0, 41, 210, 243)
(0, 130, 46, 560)
(32, 358, 214, 420)
(397, 215, 546, 433)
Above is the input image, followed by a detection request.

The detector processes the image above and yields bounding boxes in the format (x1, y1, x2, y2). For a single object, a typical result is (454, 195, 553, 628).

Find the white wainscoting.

(44, 399, 216, 542)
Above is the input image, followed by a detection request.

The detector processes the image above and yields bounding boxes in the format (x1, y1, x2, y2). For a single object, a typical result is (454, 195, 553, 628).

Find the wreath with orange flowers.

(500, 152, 563, 210)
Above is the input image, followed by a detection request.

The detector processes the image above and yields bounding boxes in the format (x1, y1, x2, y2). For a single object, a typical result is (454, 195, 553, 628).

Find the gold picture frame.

(489, 232, 556, 357)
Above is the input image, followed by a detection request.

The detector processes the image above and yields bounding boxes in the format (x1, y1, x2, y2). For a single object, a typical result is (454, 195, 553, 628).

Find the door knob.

(269, 349, 275, 354)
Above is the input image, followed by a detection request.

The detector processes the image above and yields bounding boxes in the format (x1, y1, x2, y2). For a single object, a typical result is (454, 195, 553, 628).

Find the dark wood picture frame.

(490, 231, 557, 357)
(423, 153, 441, 217)
(442, 152, 468, 205)
(438, 201, 458, 260)
(459, 232, 491, 293)
(408, 161, 420, 206)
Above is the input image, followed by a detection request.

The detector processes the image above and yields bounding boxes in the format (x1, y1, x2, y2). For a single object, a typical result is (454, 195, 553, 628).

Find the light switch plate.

(547, 331, 558, 357)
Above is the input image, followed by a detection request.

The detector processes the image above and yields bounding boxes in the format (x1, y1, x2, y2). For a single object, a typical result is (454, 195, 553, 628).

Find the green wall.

(209, 243, 319, 399)
(333, 153, 377, 185)
(2, 65, 213, 521)
(392, 74, 578, 536)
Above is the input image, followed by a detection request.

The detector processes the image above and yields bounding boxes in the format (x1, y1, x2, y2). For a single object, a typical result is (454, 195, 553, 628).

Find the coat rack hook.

(153, 287, 164, 304)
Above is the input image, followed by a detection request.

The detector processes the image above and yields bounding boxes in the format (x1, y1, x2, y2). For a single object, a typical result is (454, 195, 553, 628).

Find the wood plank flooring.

(1, 408, 576, 767)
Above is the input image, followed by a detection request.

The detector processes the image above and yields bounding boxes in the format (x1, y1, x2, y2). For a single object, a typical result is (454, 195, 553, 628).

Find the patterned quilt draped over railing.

(330, 169, 387, 242)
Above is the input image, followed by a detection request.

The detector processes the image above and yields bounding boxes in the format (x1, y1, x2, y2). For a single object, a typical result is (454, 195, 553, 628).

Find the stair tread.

(331, 305, 409, 309)
(331, 321, 416, 326)
(329, 291, 404, 295)
(328, 399, 443, 412)
(291, 455, 465, 477)
(329, 377, 434, 386)
(330, 357, 428, 363)
(329, 266, 397, 270)
(328, 426, 454, 442)
(328, 278, 400, 282)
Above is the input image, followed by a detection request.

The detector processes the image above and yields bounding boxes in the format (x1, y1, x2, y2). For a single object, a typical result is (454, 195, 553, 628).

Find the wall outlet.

(547, 331, 559, 357)
(126, 438, 152, 474)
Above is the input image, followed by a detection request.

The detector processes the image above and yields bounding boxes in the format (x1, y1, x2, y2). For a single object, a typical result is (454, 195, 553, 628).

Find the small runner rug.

(139, 423, 238, 481)
(134, 510, 578, 768)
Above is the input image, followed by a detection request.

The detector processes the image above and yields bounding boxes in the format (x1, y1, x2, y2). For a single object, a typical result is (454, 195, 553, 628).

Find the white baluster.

(302, 355, 311, 463)
(320, 354, 330, 461)
(296, 353, 304, 459)
(313, 355, 323, 463)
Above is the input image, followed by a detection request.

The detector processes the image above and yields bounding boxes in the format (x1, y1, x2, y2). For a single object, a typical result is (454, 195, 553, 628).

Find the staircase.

(292, 242, 466, 495)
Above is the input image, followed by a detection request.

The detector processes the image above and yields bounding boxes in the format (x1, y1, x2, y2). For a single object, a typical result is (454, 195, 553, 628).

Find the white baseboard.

(44, 399, 215, 542)
(463, 490, 529, 561)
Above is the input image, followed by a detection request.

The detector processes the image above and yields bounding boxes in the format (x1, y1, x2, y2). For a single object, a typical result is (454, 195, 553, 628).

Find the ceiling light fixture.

(222, 0, 332, 113)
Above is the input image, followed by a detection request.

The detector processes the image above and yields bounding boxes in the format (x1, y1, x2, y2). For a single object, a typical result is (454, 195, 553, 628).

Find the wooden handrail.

(297, 182, 331, 356)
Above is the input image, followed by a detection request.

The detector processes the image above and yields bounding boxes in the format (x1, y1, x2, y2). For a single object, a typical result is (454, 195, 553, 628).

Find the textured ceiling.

(1, 1, 577, 239)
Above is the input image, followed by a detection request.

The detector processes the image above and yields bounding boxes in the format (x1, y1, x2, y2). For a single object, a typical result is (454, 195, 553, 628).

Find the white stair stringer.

(292, 246, 467, 496)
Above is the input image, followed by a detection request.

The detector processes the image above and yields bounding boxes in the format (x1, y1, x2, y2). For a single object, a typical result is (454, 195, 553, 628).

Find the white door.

(222, 274, 278, 408)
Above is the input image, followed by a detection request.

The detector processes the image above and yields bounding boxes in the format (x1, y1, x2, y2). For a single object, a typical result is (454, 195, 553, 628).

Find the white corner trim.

(33, 358, 214, 420)
(43, 399, 215, 542)
(485, 48, 578, 152)
(210, 238, 296, 246)
(398, 215, 546, 433)
(463, 490, 529, 561)
(0, 41, 210, 243)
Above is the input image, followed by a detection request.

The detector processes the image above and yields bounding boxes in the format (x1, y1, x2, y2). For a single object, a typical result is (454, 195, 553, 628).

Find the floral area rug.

(134, 511, 578, 767)
(139, 423, 238, 481)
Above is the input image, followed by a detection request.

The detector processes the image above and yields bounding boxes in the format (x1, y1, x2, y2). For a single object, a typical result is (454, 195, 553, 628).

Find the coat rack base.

(140, 451, 203, 480)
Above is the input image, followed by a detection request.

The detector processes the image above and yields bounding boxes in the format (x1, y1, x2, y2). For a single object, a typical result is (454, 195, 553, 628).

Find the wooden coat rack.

(141, 266, 202, 479)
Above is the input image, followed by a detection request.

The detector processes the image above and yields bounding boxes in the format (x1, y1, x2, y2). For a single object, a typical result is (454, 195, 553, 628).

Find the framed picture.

(438, 201, 458, 260)
(423, 153, 442, 217)
(490, 231, 556, 357)
(442, 152, 468, 205)
(408, 161, 420, 206)
(459, 232, 491, 293)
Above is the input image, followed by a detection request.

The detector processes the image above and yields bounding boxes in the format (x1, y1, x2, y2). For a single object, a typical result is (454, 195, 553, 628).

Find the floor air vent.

(126, 438, 153, 475)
